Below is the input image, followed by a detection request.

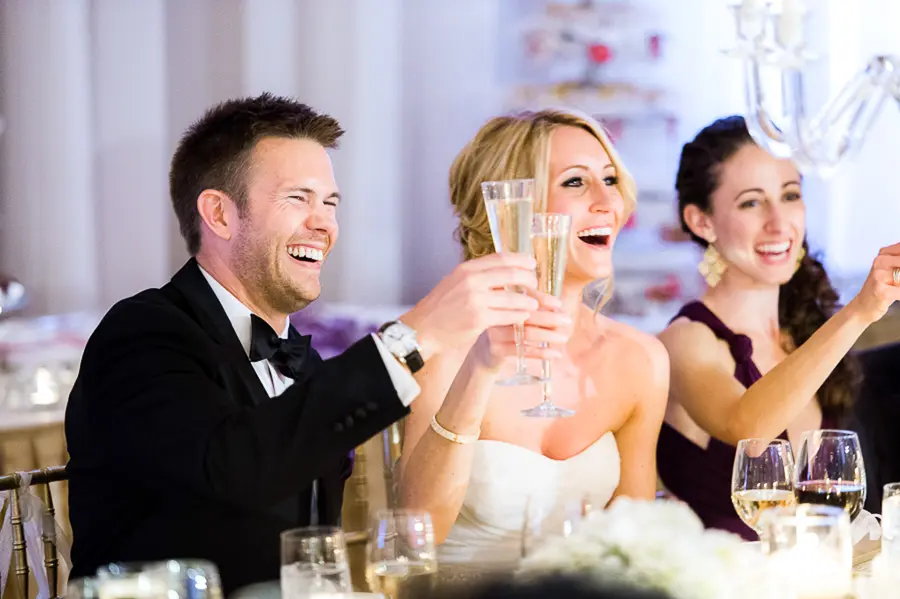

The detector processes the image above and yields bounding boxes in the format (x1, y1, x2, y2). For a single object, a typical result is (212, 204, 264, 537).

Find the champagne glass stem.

(514, 323, 527, 375)
(540, 357, 552, 403)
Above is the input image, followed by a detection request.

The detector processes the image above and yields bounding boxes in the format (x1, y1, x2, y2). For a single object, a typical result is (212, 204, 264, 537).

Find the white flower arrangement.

(518, 497, 783, 599)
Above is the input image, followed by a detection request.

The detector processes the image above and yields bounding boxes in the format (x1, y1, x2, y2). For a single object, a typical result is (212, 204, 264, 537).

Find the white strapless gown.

(438, 432, 621, 569)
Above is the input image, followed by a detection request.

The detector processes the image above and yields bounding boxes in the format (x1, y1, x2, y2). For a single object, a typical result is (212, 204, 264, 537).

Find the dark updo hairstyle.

(674, 115, 858, 419)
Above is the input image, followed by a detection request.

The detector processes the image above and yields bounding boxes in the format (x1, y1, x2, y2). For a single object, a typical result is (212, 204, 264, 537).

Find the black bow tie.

(249, 314, 312, 379)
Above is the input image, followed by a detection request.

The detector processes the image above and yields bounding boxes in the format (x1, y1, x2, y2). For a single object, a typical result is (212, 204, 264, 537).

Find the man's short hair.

(169, 93, 344, 255)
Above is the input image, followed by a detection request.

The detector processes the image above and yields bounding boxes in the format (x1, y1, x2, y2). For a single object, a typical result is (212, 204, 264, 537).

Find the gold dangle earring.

(699, 237, 727, 288)
(794, 245, 806, 274)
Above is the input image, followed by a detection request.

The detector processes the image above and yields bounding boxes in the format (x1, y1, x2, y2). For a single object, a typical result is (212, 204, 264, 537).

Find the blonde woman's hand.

(467, 303, 573, 372)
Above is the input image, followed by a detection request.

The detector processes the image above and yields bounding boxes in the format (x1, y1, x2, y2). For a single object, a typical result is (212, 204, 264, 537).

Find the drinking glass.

(731, 438, 796, 534)
(281, 526, 352, 598)
(759, 504, 853, 599)
(794, 430, 867, 521)
(481, 179, 538, 386)
(366, 510, 437, 599)
(93, 566, 169, 599)
(95, 560, 223, 599)
(881, 482, 900, 559)
(521, 493, 593, 558)
(522, 213, 573, 418)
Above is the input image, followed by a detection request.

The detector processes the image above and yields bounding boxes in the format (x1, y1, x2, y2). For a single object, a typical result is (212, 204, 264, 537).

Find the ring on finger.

(894, 267, 900, 286)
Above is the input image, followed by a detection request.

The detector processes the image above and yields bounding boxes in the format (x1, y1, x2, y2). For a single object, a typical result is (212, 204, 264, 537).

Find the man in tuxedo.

(65, 93, 545, 592)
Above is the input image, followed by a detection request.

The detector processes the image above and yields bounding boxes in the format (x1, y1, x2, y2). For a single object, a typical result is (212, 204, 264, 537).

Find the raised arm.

(660, 244, 900, 446)
(80, 300, 408, 511)
(399, 309, 571, 544)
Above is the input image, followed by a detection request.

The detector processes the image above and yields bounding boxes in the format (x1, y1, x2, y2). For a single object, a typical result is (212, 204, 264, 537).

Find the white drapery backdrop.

(2, 0, 895, 317)
(0, 0, 502, 315)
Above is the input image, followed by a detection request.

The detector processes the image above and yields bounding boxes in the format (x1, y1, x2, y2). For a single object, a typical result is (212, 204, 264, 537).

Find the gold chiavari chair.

(341, 420, 405, 591)
(381, 421, 403, 509)
(0, 466, 67, 599)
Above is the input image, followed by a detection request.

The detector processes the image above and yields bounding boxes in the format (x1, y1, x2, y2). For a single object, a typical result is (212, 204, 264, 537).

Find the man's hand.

(401, 253, 555, 359)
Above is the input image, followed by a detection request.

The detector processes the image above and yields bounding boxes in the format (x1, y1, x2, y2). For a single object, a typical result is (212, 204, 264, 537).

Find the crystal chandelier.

(725, 0, 899, 176)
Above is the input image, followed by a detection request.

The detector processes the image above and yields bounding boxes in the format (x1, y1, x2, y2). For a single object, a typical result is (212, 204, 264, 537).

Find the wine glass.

(522, 213, 573, 418)
(366, 509, 437, 599)
(794, 429, 867, 521)
(280, 526, 352, 598)
(731, 438, 796, 535)
(481, 179, 538, 386)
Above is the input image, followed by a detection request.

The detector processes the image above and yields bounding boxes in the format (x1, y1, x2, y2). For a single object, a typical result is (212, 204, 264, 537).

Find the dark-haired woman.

(656, 115, 900, 540)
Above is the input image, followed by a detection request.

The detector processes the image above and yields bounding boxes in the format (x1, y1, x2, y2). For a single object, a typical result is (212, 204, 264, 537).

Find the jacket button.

(334, 423, 344, 433)
(345, 416, 355, 428)
(365, 401, 378, 411)
(355, 408, 367, 419)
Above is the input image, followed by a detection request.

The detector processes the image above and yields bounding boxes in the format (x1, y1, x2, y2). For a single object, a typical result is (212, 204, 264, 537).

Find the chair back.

(339, 420, 404, 591)
(381, 421, 404, 508)
(0, 466, 67, 599)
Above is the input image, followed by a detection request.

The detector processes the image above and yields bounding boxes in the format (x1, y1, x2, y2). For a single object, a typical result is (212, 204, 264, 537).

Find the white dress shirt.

(198, 266, 420, 403)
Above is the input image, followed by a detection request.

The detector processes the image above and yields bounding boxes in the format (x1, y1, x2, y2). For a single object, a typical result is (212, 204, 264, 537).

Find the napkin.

(852, 509, 881, 545)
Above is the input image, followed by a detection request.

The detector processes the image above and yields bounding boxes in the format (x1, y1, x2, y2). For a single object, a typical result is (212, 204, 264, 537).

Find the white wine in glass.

(481, 179, 538, 386)
(366, 510, 437, 599)
(731, 438, 795, 534)
(522, 213, 573, 418)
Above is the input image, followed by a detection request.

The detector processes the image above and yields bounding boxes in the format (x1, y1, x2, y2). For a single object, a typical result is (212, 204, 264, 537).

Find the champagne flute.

(366, 510, 437, 599)
(481, 179, 538, 386)
(522, 213, 573, 418)
(731, 438, 796, 535)
(280, 526, 352, 598)
(794, 429, 867, 521)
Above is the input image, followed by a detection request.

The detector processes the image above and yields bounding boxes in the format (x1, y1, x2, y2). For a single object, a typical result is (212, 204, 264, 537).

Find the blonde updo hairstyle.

(449, 108, 636, 306)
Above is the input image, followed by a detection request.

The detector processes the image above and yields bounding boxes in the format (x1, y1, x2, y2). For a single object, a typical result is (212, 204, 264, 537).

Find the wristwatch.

(377, 320, 425, 374)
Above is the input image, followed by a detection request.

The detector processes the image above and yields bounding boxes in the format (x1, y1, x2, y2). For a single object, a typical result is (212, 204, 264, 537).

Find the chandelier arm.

(785, 57, 894, 167)
(745, 57, 786, 143)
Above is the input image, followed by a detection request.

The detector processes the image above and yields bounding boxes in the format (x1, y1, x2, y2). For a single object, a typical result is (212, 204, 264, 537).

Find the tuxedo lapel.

(168, 259, 270, 406)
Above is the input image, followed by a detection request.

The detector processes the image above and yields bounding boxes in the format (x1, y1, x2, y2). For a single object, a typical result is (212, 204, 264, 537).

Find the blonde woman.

(398, 109, 669, 567)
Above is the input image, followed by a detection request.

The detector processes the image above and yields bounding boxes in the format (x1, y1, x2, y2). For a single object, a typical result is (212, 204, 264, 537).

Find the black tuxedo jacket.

(65, 259, 410, 593)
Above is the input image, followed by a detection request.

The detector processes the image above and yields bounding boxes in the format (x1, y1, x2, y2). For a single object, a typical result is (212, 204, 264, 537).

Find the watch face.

(382, 322, 417, 355)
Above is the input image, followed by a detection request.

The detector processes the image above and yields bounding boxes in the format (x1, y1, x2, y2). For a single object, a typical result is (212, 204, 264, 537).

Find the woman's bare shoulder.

(658, 315, 725, 367)
(601, 317, 668, 367)
(584, 316, 670, 401)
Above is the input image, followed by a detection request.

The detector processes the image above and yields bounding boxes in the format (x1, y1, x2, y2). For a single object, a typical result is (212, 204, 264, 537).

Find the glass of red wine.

(794, 429, 867, 521)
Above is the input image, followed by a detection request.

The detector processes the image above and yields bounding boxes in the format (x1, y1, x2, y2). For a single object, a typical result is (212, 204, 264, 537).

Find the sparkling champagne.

(795, 481, 865, 520)
(366, 560, 437, 599)
(485, 198, 534, 257)
(731, 489, 796, 530)
(533, 231, 567, 297)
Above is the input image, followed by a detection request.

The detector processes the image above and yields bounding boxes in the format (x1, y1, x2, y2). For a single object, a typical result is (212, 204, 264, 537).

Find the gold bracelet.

(430, 415, 480, 445)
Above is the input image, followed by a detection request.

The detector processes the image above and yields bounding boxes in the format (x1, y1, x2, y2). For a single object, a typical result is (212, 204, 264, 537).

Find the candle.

(29, 367, 59, 406)
(739, 0, 767, 40)
(779, 0, 806, 49)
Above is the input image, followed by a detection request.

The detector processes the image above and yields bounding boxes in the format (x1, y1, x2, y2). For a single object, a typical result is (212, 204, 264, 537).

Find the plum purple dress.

(656, 301, 835, 541)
